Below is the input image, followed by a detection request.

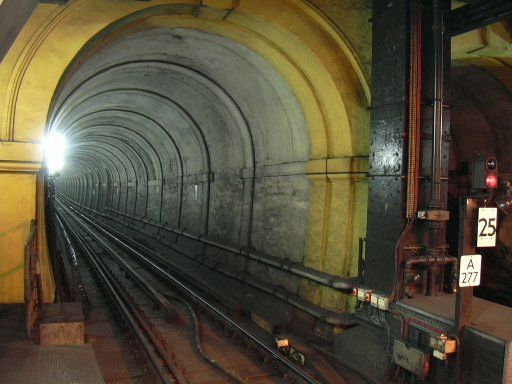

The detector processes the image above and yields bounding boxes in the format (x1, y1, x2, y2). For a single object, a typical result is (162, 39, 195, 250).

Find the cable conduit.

(57, 195, 355, 326)
(59, 193, 357, 293)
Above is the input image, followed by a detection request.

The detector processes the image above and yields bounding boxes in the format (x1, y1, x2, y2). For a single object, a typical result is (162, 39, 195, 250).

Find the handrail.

(24, 220, 37, 303)
(24, 219, 44, 337)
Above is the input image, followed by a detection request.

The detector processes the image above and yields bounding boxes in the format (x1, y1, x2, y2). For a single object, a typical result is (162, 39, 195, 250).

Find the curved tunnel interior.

(51, 26, 314, 315)
(53, 27, 310, 248)
(450, 61, 512, 192)
(3, 2, 512, 382)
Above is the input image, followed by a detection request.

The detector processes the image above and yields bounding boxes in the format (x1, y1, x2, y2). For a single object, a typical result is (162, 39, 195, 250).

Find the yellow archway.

(0, 0, 369, 311)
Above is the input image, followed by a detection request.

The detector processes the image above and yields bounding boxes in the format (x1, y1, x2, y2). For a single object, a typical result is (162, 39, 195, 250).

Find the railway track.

(55, 198, 326, 384)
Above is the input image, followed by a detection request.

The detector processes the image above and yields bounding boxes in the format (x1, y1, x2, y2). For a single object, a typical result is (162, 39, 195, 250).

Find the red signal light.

(473, 156, 499, 191)
(485, 174, 498, 189)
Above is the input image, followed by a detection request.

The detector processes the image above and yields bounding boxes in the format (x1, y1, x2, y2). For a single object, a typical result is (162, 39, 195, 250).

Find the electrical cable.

(164, 293, 246, 384)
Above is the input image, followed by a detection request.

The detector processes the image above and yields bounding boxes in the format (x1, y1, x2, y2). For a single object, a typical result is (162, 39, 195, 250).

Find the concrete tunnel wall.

(53, 27, 311, 263)
(0, 1, 371, 308)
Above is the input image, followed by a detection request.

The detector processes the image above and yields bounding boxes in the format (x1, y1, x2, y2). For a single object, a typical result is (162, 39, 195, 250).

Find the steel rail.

(66, 210, 179, 320)
(56, 209, 181, 384)
(57, 197, 323, 384)
(58, 202, 246, 384)
(56, 192, 353, 326)
(55, 214, 90, 313)
(57, 191, 356, 293)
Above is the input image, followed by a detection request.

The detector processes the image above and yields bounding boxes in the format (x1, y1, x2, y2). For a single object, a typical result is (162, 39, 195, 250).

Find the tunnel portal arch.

(0, 0, 370, 311)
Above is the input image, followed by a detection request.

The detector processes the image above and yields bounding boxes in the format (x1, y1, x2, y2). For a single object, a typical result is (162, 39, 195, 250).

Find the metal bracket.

(393, 339, 430, 379)
(417, 210, 450, 221)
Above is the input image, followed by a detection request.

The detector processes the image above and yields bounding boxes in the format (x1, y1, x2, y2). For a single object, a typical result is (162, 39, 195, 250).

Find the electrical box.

(393, 340, 430, 379)
(429, 334, 456, 353)
(357, 288, 368, 301)
(444, 339, 457, 354)
(369, 292, 390, 310)
(370, 293, 379, 307)
(377, 296, 389, 310)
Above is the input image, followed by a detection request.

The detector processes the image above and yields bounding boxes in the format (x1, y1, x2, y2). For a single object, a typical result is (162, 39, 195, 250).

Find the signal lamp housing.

(472, 155, 498, 191)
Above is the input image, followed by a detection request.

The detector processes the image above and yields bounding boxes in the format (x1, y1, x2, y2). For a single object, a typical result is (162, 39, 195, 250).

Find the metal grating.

(398, 294, 512, 341)
(0, 342, 105, 384)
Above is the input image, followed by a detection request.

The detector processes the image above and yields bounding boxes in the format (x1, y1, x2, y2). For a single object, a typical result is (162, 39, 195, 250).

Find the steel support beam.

(366, 0, 452, 295)
(364, 0, 410, 293)
(450, 0, 512, 37)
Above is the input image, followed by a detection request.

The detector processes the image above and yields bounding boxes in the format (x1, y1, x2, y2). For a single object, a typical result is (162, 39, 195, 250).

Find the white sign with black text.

(459, 254, 482, 288)
(477, 207, 498, 248)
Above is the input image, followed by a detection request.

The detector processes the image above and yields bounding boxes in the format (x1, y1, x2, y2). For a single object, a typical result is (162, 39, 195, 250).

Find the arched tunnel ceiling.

(24, 1, 373, 312)
(51, 28, 309, 167)
(52, 26, 311, 258)
(0, 0, 372, 310)
(450, 61, 512, 174)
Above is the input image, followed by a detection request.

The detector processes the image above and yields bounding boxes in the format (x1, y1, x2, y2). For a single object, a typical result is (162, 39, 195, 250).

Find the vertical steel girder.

(365, 0, 452, 295)
(364, 0, 410, 293)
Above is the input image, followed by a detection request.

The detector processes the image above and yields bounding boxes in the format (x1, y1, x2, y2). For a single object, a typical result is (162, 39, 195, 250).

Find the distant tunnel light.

(44, 132, 67, 175)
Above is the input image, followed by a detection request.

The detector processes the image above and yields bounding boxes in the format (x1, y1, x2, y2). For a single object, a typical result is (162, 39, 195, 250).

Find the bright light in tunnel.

(44, 132, 67, 175)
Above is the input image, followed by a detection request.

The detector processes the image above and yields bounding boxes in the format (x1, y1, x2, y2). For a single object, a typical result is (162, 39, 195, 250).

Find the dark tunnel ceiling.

(450, 61, 512, 174)
(51, 27, 311, 263)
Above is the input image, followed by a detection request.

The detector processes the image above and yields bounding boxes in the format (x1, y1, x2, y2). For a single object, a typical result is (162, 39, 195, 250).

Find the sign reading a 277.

(477, 207, 497, 248)
(459, 254, 482, 287)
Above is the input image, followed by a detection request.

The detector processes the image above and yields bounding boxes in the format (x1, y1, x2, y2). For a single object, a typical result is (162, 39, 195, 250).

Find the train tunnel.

(0, 0, 370, 309)
(449, 57, 512, 306)
(1, 1, 512, 384)
(46, 2, 370, 323)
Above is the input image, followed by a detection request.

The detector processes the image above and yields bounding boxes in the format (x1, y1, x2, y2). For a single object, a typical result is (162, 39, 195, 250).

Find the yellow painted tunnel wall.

(0, 141, 54, 303)
(0, 0, 504, 310)
(0, 173, 35, 303)
(0, 0, 372, 309)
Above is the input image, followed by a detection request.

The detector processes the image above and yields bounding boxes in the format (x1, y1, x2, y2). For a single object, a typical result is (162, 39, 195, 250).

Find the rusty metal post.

(455, 197, 477, 332)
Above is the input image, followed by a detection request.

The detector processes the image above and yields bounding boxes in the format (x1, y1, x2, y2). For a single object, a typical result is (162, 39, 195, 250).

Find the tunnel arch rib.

(3, 1, 370, 313)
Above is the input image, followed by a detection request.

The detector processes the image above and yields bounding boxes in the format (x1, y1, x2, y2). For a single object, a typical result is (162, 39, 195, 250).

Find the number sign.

(477, 207, 497, 248)
(459, 254, 481, 287)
